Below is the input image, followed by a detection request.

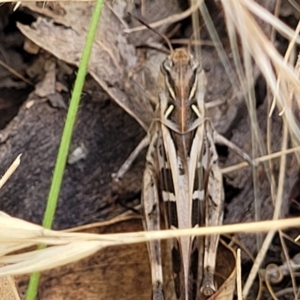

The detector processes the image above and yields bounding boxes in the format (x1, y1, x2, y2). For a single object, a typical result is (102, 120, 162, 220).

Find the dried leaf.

(18, 2, 153, 130)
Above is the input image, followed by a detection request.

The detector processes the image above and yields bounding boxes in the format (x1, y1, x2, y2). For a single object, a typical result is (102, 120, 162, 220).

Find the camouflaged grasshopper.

(115, 15, 253, 300)
(143, 42, 223, 299)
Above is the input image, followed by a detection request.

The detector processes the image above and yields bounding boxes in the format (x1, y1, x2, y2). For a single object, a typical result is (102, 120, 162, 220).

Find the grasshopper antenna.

(128, 13, 174, 53)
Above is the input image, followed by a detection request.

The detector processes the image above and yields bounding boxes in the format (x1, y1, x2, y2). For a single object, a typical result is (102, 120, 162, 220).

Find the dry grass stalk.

(0, 156, 22, 299)
(236, 249, 242, 300)
(0, 155, 21, 190)
(216, 1, 300, 297)
(0, 213, 300, 277)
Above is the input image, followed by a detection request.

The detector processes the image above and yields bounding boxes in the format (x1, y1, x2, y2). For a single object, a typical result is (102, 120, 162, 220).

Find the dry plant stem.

(277, 49, 300, 299)
(267, 0, 280, 122)
(227, 235, 263, 299)
(112, 135, 149, 179)
(191, 0, 201, 62)
(223, 0, 270, 249)
(266, 0, 281, 206)
(221, 145, 300, 174)
(25, 0, 105, 299)
(106, 2, 128, 29)
(242, 0, 300, 44)
(282, 232, 300, 246)
(243, 16, 300, 295)
(1, 217, 300, 278)
(222, 0, 300, 144)
(0, 155, 23, 300)
(2, 218, 300, 252)
(200, 2, 239, 98)
(225, 0, 277, 223)
(275, 288, 300, 298)
(0, 59, 33, 86)
(236, 249, 242, 300)
(223, 0, 274, 230)
(0, 155, 21, 190)
(124, 0, 203, 33)
(269, 19, 300, 117)
(242, 116, 288, 297)
(279, 232, 297, 297)
(64, 211, 141, 232)
(13, 1, 21, 11)
(223, 2, 275, 245)
(289, 0, 300, 11)
(243, 36, 264, 248)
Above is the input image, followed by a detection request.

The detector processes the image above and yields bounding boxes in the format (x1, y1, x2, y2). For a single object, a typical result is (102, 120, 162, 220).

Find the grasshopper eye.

(161, 59, 176, 100)
(161, 59, 173, 75)
(190, 59, 200, 73)
(188, 60, 200, 100)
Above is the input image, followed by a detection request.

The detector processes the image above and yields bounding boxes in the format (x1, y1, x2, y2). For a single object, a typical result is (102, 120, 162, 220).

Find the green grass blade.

(25, 1, 105, 299)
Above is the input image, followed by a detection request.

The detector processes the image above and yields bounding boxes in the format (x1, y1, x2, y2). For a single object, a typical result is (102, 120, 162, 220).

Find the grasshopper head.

(161, 48, 200, 104)
(160, 48, 205, 133)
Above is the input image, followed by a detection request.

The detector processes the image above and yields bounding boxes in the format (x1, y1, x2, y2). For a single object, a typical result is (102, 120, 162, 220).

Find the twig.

(124, 0, 203, 33)
(0, 155, 22, 190)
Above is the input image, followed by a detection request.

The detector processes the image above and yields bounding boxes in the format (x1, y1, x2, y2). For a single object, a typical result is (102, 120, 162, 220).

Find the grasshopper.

(115, 15, 253, 300)
(143, 43, 223, 299)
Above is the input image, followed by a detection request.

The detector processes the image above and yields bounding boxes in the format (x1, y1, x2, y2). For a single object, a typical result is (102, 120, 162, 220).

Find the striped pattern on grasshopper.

(142, 47, 224, 299)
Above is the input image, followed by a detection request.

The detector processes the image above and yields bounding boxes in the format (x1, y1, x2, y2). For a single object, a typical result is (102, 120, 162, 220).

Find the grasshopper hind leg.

(152, 281, 165, 300)
(112, 135, 149, 180)
(200, 268, 216, 296)
(143, 139, 165, 300)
